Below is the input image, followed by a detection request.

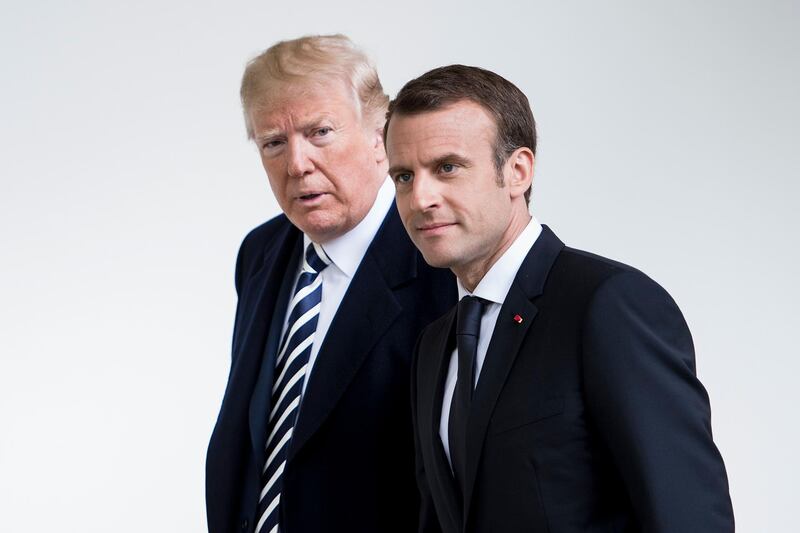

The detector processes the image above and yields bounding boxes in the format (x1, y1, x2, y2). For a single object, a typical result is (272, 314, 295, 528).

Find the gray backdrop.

(1, 0, 797, 531)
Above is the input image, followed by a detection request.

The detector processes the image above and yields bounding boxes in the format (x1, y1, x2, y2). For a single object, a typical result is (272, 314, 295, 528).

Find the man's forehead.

(389, 103, 496, 153)
(251, 79, 358, 120)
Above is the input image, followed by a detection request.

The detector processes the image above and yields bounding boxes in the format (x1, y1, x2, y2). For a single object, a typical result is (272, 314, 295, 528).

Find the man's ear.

(505, 147, 534, 199)
(372, 124, 388, 165)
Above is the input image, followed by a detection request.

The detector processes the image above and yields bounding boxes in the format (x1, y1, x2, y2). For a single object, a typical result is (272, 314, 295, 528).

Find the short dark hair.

(384, 64, 536, 203)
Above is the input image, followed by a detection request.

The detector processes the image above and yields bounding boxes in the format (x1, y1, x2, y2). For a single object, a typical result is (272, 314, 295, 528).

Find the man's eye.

(395, 173, 413, 184)
(440, 163, 456, 173)
(314, 127, 332, 137)
(262, 140, 283, 150)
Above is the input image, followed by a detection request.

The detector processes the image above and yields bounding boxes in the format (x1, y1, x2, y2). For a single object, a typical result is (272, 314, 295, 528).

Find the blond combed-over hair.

(240, 34, 389, 139)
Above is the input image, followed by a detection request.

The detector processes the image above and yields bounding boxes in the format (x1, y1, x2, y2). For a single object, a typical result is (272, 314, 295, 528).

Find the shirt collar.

(457, 215, 543, 304)
(303, 177, 395, 278)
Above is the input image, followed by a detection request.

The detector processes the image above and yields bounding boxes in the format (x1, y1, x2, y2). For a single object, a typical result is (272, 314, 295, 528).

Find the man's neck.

(454, 211, 532, 293)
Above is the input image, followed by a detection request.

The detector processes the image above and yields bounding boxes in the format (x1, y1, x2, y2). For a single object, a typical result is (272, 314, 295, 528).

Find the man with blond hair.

(206, 35, 455, 533)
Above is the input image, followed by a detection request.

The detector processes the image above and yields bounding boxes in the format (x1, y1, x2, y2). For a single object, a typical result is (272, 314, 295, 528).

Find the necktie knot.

(304, 242, 331, 274)
(456, 296, 486, 337)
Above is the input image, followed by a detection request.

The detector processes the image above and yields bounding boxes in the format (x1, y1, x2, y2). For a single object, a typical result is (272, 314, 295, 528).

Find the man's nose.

(286, 139, 315, 178)
(409, 173, 441, 212)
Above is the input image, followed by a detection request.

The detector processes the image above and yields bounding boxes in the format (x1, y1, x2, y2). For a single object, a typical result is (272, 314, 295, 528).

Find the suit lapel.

(421, 309, 463, 533)
(462, 287, 536, 519)
(462, 225, 565, 522)
(244, 225, 302, 464)
(287, 206, 417, 463)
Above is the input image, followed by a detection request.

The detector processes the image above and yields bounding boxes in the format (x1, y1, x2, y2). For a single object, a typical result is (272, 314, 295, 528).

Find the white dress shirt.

(439, 216, 543, 466)
(278, 177, 395, 397)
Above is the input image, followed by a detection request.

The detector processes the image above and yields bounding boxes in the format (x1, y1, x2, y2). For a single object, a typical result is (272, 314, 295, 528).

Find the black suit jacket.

(412, 226, 734, 533)
(207, 205, 456, 533)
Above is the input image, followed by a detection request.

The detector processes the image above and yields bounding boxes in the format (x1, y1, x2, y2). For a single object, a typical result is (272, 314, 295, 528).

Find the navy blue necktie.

(255, 242, 331, 533)
(448, 295, 486, 494)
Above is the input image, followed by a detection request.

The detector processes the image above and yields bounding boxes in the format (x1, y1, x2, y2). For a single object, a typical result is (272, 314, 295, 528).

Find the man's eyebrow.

(255, 130, 282, 143)
(255, 115, 334, 142)
(388, 153, 472, 176)
(298, 114, 335, 131)
(430, 153, 472, 168)
(388, 163, 411, 176)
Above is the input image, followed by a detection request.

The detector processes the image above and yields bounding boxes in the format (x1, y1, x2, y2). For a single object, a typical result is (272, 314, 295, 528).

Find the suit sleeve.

(582, 270, 734, 532)
(410, 333, 444, 533)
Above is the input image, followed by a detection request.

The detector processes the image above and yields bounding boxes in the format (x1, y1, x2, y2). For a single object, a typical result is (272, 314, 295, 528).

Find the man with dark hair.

(385, 64, 734, 532)
(383, 64, 536, 203)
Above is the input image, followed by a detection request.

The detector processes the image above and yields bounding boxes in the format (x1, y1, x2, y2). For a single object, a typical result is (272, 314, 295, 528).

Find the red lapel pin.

(513, 314, 523, 324)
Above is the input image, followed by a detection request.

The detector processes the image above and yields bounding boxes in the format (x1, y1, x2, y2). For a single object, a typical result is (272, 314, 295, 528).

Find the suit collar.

(505, 225, 564, 301)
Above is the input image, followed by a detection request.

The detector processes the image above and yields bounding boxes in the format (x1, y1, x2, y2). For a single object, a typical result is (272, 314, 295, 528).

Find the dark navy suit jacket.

(207, 205, 456, 532)
(412, 226, 734, 533)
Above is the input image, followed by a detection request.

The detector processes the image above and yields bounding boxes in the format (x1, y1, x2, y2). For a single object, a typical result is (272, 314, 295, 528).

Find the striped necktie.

(255, 242, 331, 533)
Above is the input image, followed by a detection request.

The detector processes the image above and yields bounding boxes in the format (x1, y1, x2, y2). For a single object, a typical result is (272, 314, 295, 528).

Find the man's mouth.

(417, 222, 455, 234)
(298, 192, 325, 201)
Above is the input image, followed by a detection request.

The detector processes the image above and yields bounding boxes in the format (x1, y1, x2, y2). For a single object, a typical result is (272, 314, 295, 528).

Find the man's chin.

(418, 248, 456, 270)
(292, 213, 348, 243)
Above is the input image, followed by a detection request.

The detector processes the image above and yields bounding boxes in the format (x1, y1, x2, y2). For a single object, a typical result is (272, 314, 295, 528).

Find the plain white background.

(1, 0, 797, 531)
